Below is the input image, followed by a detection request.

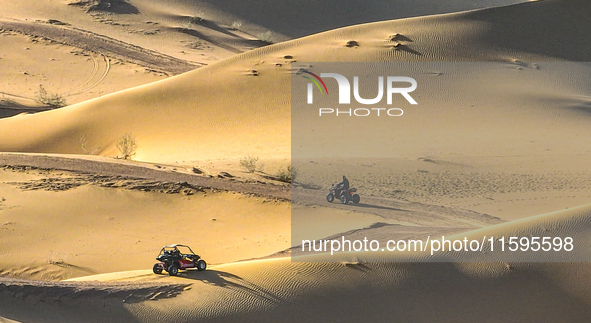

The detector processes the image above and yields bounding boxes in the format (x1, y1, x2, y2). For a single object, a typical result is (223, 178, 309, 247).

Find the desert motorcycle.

(326, 186, 361, 204)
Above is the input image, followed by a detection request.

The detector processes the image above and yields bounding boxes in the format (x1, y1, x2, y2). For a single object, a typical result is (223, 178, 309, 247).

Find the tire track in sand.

(0, 19, 202, 75)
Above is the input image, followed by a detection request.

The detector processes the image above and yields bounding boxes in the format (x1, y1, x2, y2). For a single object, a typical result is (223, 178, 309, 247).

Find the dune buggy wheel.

(352, 194, 360, 204)
(153, 264, 163, 274)
(340, 194, 349, 204)
(196, 259, 207, 271)
(326, 193, 335, 203)
(168, 265, 179, 276)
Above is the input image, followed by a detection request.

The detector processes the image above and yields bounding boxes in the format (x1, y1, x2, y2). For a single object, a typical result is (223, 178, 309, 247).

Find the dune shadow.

(294, 182, 322, 190)
(183, 19, 272, 48)
(343, 262, 372, 273)
(0, 108, 26, 119)
(395, 44, 423, 56)
(177, 269, 284, 304)
(570, 100, 591, 114)
(0, 100, 30, 109)
(110, 2, 139, 14)
(246, 39, 273, 47)
(464, 2, 591, 62)
(173, 27, 242, 54)
(179, 269, 243, 286)
(349, 202, 410, 212)
(196, 20, 243, 38)
(0, 101, 54, 119)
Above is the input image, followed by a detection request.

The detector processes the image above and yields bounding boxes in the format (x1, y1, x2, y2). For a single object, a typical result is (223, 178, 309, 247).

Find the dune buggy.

(153, 244, 206, 276)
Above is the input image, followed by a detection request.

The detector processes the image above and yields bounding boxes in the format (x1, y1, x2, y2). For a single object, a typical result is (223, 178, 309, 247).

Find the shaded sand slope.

(2, 0, 524, 112)
(4, 205, 591, 322)
(6, 262, 591, 323)
(0, 0, 589, 163)
(0, 278, 190, 323)
(164, 0, 527, 38)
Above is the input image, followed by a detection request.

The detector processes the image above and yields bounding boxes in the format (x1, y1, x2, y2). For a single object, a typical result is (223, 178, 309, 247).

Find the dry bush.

(257, 31, 274, 44)
(80, 134, 101, 155)
(276, 164, 296, 183)
(189, 11, 206, 24)
(240, 155, 262, 173)
(229, 20, 243, 30)
(116, 133, 137, 159)
(35, 85, 67, 108)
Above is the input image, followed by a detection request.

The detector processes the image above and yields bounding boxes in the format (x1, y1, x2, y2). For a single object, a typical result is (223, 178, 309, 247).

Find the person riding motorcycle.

(333, 175, 350, 198)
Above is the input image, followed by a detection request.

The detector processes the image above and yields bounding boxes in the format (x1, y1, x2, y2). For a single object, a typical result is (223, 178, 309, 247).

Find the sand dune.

(0, 1, 589, 165)
(0, 153, 290, 199)
(0, 28, 168, 115)
(0, 165, 290, 280)
(0, 19, 201, 75)
(0, 0, 274, 113)
(3, 204, 591, 322)
(0, 0, 589, 165)
(0, 276, 191, 323)
(6, 261, 591, 322)
(0, 0, 529, 48)
(2, 0, 591, 322)
(162, 0, 528, 39)
(0, 0, 266, 63)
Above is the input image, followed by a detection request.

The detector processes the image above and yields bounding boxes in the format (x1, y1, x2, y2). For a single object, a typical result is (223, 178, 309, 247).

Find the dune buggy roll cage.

(158, 244, 196, 255)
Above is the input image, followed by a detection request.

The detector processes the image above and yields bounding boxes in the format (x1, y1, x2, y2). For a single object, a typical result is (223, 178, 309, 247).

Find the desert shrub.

(80, 135, 89, 154)
(35, 85, 67, 108)
(190, 16, 204, 24)
(276, 164, 296, 183)
(257, 31, 274, 44)
(116, 133, 137, 159)
(229, 20, 243, 30)
(240, 155, 262, 173)
(80, 134, 101, 155)
(189, 11, 206, 24)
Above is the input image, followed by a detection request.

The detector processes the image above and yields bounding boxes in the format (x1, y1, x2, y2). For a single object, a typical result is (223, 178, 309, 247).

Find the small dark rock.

(48, 19, 68, 25)
(345, 40, 359, 47)
(192, 167, 203, 174)
(218, 172, 234, 178)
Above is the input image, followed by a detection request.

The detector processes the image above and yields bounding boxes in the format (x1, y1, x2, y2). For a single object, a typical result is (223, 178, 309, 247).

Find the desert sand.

(3, 205, 591, 322)
(1, 0, 590, 163)
(2, 0, 591, 322)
